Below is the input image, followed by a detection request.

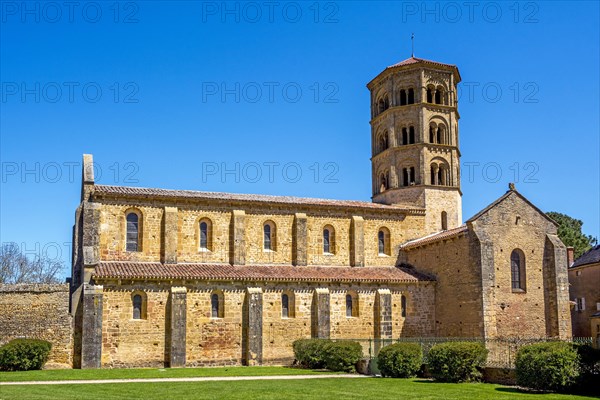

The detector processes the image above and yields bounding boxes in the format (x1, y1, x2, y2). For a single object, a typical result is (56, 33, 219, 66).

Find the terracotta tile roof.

(386, 56, 458, 70)
(572, 245, 600, 268)
(92, 185, 425, 214)
(93, 262, 434, 283)
(399, 225, 469, 250)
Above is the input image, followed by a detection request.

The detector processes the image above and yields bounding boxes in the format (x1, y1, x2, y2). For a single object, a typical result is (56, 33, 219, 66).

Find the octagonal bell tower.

(367, 57, 462, 234)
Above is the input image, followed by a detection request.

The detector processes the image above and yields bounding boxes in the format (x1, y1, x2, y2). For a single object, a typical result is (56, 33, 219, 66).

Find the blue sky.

(1, 1, 599, 278)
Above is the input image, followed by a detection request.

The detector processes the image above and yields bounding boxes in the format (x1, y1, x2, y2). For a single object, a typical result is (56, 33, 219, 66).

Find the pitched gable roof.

(399, 225, 468, 250)
(466, 187, 558, 226)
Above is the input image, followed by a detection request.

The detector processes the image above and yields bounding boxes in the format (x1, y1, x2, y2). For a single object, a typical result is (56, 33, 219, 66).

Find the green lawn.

(1, 378, 598, 400)
(0, 366, 334, 382)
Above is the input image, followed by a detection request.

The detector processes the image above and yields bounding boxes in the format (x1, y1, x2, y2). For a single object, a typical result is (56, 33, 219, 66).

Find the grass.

(0, 366, 336, 382)
(1, 378, 598, 400)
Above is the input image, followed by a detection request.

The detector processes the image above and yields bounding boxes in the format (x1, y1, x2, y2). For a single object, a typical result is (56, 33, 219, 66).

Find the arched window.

(511, 250, 526, 291)
(401, 295, 407, 318)
(323, 229, 330, 254)
(378, 133, 388, 153)
(346, 292, 358, 317)
(346, 294, 353, 317)
(378, 228, 390, 255)
(378, 98, 385, 114)
(126, 212, 139, 252)
(133, 294, 143, 319)
(441, 211, 448, 230)
(211, 292, 224, 318)
(403, 168, 409, 187)
(435, 89, 442, 104)
(400, 89, 407, 106)
(199, 219, 212, 251)
(281, 291, 295, 318)
(402, 127, 408, 145)
(429, 125, 436, 143)
(426, 88, 433, 103)
(263, 221, 277, 251)
(379, 173, 388, 193)
(282, 294, 289, 318)
(408, 88, 414, 104)
(409, 126, 415, 144)
(410, 167, 415, 185)
(264, 224, 271, 250)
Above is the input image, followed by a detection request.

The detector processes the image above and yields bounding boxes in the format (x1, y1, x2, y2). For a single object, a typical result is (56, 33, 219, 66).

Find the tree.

(546, 212, 598, 259)
(0, 243, 64, 284)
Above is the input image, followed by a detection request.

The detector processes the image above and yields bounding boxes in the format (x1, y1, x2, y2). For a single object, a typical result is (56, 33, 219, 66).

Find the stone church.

(70, 56, 571, 369)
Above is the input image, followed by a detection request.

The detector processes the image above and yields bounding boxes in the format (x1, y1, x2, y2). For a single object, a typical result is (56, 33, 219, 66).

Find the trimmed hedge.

(292, 339, 363, 372)
(427, 342, 488, 382)
(515, 342, 580, 392)
(574, 343, 600, 395)
(322, 340, 363, 373)
(377, 343, 423, 378)
(292, 339, 329, 369)
(0, 339, 52, 371)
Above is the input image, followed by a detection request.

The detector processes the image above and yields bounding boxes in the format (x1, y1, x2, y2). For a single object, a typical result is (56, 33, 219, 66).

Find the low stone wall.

(0, 284, 73, 368)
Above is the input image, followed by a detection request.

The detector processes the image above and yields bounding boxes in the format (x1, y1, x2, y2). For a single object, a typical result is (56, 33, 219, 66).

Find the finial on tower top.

(411, 33, 415, 57)
(508, 182, 516, 191)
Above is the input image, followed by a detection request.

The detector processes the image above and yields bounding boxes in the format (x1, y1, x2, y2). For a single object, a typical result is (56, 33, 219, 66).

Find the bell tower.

(367, 57, 462, 234)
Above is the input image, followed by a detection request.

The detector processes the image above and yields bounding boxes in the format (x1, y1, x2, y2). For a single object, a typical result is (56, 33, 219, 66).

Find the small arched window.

(282, 294, 289, 318)
(126, 212, 139, 252)
(426, 88, 433, 103)
(400, 89, 407, 106)
(511, 250, 526, 291)
(409, 126, 415, 144)
(441, 211, 448, 231)
(401, 295, 407, 318)
(322, 225, 335, 254)
(408, 88, 414, 104)
(211, 292, 223, 318)
(199, 221, 209, 250)
(346, 294, 353, 317)
(133, 294, 143, 319)
(323, 229, 330, 254)
(402, 127, 408, 145)
(435, 89, 442, 104)
(264, 223, 272, 251)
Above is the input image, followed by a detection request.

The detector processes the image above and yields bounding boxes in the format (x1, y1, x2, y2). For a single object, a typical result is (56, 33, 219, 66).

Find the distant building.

(569, 245, 600, 340)
(70, 57, 572, 369)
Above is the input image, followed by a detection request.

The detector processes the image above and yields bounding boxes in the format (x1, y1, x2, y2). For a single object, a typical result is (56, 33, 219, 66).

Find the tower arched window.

(378, 132, 388, 153)
(400, 89, 407, 106)
(429, 125, 436, 143)
(426, 88, 433, 103)
(441, 211, 448, 230)
(511, 249, 526, 291)
(409, 126, 415, 144)
(435, 88, 442, 104)
(410, 167, 415, 185)
(408, 88, 414, 104)
(126, 212, 140, 252)
(379, 173, 389, 193)
(403, 168, 409, 187)
(402, 128, 408, 145)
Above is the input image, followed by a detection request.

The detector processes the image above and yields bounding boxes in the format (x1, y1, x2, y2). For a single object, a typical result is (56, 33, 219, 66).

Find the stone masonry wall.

(0, 284, 72, 367)
(95, 196, 426, 267)
(97, 281, 435, 367)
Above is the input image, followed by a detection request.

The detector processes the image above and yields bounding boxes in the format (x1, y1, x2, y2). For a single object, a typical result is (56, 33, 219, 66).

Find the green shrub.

(515, 341, 579, 392)
(322, 340, 363, 373)
(0, 339, 52, 371)
(427, 342, 488, 382)
(377, 342, 423, 378)
(574, 343, 600, 395)
(292, 339, 330, 369)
